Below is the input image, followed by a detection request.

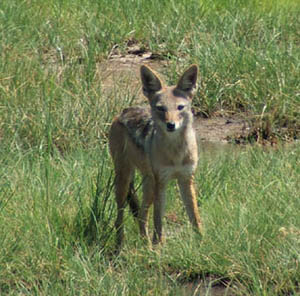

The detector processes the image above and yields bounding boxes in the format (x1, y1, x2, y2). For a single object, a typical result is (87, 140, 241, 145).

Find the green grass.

(0, 144, 299, 295)
(0, 0, 299, 295)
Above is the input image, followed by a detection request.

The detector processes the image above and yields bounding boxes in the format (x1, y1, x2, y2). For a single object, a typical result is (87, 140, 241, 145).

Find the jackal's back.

(117, 106, 154, 151)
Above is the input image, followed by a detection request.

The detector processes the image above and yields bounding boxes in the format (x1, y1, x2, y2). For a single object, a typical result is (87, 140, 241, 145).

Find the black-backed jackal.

(109, 65, 202, 248)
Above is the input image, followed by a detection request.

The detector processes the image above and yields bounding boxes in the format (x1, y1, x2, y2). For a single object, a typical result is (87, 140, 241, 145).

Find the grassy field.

(0, 144, 299, 295)
(0, 0, 299, 295)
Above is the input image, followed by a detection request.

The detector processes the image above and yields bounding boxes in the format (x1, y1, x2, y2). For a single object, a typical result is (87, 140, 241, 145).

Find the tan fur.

(109, 65, 202, 248)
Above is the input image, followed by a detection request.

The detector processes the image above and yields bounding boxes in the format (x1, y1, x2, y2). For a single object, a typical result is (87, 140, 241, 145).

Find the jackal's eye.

(156, 105, 166, 112)
(177, 105, 185, 111)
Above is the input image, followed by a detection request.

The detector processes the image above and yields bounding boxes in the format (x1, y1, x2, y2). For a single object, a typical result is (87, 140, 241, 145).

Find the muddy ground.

(98, 44, 251, 144)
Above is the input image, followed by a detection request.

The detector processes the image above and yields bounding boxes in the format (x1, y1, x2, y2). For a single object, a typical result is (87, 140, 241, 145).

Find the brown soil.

(194, 116, 250, 143)
(98, 43, 250, 143)
(98, 43, 168, 93)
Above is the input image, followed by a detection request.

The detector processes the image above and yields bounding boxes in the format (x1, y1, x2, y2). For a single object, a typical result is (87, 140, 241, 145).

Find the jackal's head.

(141, 64, 198, 133)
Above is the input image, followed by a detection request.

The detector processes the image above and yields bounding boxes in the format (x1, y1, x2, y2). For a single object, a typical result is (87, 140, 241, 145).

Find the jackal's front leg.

(152, 181, 166, 244)
(177, 175, 203, 234)
(114, 173, 132, 249)
(139, 176, 155, 241)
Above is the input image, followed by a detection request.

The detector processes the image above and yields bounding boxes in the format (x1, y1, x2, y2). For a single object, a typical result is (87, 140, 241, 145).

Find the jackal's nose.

(166, 122, 176, 132)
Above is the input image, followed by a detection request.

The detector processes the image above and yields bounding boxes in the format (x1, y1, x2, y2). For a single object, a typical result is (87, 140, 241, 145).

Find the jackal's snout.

(163, 107, 185, 132)
(166, 121, 176, 132)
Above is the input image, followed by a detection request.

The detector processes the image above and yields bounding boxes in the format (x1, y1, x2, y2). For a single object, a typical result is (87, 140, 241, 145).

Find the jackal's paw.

(194, 225, 204, 240)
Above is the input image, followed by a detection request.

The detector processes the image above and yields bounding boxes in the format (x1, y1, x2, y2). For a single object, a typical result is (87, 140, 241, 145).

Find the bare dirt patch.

(195, 116, 250, 143)
(97, 42, 168, 95)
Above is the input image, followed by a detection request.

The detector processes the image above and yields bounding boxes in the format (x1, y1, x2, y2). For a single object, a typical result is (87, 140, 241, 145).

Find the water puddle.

(178, 278, 237, 296)
(198, 140, 238, 156)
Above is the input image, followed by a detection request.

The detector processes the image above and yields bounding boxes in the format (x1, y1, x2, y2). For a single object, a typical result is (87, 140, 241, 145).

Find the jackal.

(109, 64, 202, 248)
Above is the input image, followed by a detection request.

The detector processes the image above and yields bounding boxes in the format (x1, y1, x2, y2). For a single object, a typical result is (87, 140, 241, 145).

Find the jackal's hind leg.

(114, 167, 134, 248)
(127, 178, 139, 219)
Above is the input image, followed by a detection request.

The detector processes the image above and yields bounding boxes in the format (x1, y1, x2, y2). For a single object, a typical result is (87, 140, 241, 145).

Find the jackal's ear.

(140, 65, 163, 98)
(176, 65, 198, 98)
